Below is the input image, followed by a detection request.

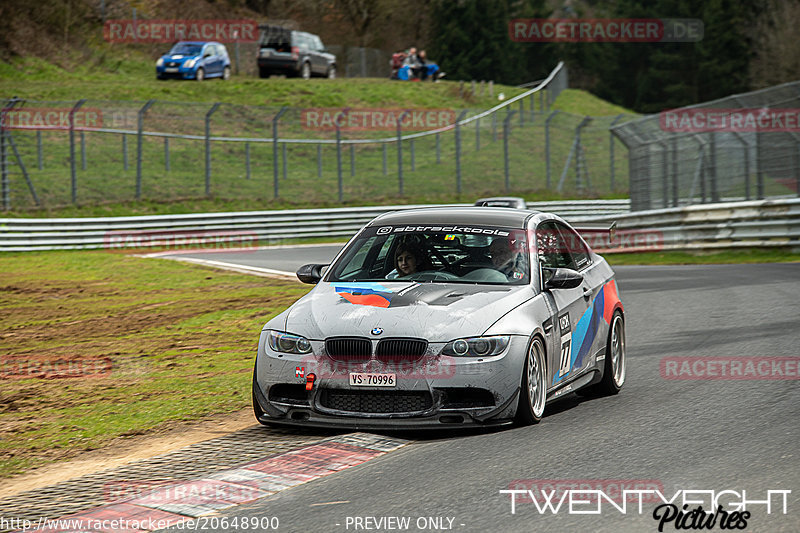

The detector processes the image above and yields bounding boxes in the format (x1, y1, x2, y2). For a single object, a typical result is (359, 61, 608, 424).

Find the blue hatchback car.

(156, 41, 231, 81)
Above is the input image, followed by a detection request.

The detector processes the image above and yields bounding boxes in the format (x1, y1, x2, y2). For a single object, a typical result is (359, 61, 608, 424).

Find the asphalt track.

(160, 247, 800, 533)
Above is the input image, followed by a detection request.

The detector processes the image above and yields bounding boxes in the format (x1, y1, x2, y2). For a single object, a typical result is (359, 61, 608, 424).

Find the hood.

(162, 54, 200, 64)
(285, 281, 534, 341)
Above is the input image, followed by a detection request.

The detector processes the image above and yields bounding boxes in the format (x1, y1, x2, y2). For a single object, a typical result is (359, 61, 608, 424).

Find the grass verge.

(605, 247, 800, 265)
(0, 250, 311, 479)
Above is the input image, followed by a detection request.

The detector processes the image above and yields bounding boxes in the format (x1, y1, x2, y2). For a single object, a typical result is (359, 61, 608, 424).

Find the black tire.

(259, 66, 270, 79)
(221, 66, 231, 81)
(196, 67, 205, 82)
(598, 311, 626, 394)
(575, 311, 626, 398)
(515, 336, 547, 425)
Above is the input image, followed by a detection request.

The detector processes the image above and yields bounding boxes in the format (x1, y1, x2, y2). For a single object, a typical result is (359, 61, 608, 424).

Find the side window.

(555, 222, 591, 270)
(536, 222, 576, 270)
(313, 36, 324, 51)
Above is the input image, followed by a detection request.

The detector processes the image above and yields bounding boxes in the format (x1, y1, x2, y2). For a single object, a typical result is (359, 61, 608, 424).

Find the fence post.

(335, 110, 347, 202)
(0, 99, 11, 210)
(272, 106, 287, 199)
(609, 114, 625, 191)
(80, 131, 87, 171)
(70, 99, 87, 204)
(350, 144, 355, 177)
(545, 110, 559, 189)
(317, 143, 322, 178)
(122, 134, 128, 171)
(519, 99, 524, 127)
(382, 143, 388, 175)
(660, 142, 669, 208)
(503, 110, 517, 193)
(204, 102, 221, 196)
(475, 117, 480, 151)
(6, 133, 40, 206)
(492, 111, 497, 142)
(410, 139, 415, 171)
(245, 142, 251, 180)
(672, 138, 679, 206)
(397, 109, 410, 196)
(37, 130, 43, 170)
(435, 133, 441, 164)
(282, 142, 287, 181)
(709, 132, 719, 202)
(136, 99, 154, 200)
(454, 110, 468, 195)
(164, 137, 170, 171)
(574, 117, 592, 192)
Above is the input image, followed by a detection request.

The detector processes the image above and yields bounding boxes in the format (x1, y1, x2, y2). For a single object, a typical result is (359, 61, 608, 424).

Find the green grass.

(605, 247, 800, 265)
(0, 250, 311, 478)
(0, 54, 641, 216)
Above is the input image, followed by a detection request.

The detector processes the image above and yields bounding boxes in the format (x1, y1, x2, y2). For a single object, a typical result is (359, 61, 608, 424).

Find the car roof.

(175, 41, 217, 45)
(369, 206, 540, 228)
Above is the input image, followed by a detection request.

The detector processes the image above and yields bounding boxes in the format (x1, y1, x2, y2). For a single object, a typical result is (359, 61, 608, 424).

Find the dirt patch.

(0, 408, 257, 500)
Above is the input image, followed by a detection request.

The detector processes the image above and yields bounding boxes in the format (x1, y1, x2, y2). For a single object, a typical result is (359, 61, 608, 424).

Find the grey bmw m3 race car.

(252, 207, 626, 430)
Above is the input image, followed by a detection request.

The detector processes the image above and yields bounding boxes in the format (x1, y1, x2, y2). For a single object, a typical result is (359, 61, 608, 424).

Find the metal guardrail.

(0, 200, 630, 251)
(3, 198, 797, 253)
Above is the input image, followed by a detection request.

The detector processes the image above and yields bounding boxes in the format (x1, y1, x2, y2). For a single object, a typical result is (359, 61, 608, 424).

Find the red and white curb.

(17, 433, 408, 532)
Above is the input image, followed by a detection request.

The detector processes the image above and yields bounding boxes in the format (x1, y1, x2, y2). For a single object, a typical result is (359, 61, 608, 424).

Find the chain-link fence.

(0, 63, 639, 211)
(613, 81, 800, 211)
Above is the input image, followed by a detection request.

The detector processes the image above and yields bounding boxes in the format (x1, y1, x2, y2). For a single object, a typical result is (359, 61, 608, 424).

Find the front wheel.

(327, 65, 336, 79)
(195, 68, 205, 81)
(221, 66, 231, 81)
(301, 62, 311, 80)
(516, 336, 547, 425)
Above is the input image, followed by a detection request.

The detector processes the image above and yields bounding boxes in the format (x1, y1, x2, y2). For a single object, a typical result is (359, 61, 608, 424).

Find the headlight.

(267, 331, 312, 354)
(184, 58, 197, 68)
(442, 336, 510, 357)
(156, 57, 164, 67)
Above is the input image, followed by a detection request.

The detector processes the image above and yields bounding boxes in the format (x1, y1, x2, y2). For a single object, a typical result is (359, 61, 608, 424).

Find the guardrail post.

(37, 130, 43, 170)
(136, 99, 155, 200)
(70, 99, 87, 204)
(397, 109, 410, 196)
(503, 110, 517, 193)
(245, 142, 251, 180)
(272, 106, 287, 199)
(454, 110, 468, 195)
(609, 114, 625, 191)
(204, 102, 221, 196)
(317, 143, 322, 178)
(164, 137, 170, 171)
(545, 110, 559, 189)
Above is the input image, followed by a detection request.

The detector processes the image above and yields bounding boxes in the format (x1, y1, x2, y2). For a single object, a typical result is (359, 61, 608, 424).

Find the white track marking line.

(163, 256, 298, 280)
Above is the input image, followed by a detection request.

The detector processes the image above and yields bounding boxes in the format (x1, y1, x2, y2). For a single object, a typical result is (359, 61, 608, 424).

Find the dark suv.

(257, 25, 336, 79)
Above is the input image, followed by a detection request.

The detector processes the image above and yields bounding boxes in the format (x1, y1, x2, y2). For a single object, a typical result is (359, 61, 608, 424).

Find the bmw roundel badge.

(371, 327, 383, 336)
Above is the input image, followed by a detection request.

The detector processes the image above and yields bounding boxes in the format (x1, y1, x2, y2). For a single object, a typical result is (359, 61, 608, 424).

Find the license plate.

(165, 67, 179, 73)
(349, 372, 396, 387)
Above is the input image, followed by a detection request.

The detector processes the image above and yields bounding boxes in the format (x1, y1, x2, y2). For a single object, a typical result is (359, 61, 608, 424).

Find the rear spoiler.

(573, 221, 617, 242)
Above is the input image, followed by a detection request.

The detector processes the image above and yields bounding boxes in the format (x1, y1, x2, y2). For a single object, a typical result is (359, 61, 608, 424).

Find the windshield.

(169, 43, 202, 56)
(327, 224, 530, 285)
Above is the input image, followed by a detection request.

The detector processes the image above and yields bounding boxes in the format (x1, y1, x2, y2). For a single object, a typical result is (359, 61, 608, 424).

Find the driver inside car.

(386, 242, 431, 279)
(489, 236, 525, 281)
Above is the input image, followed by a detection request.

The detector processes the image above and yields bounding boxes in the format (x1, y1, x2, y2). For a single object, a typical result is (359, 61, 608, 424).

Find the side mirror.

(203, 52, 212, 58)
(296, 263, 328, 284)
(543, 267, 583, 290)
